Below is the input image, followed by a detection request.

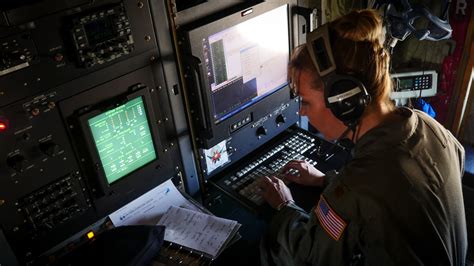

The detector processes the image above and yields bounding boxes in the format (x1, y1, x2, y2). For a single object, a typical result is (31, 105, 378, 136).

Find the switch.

(7, 154, 27, 172)
(40, 142, 61, 157)
(256, 126, 267, 139)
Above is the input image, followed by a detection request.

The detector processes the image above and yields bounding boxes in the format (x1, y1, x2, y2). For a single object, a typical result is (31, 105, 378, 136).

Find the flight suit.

(261, 108, 467, 265)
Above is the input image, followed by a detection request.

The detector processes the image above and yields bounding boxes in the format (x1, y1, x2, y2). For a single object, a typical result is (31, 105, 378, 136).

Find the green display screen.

(399, 78, 413, 91)
(88, 97, 156, 184)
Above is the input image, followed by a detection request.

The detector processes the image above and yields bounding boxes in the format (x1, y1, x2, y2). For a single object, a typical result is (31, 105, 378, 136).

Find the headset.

(306, 24, 371, 128)
(373, 0, 452, 49)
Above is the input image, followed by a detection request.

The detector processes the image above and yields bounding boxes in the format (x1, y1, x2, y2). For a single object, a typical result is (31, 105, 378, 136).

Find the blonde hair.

(289, 9, 393, 108)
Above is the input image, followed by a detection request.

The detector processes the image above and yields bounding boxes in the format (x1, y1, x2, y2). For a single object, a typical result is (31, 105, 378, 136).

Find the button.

(31, 108, 40, 116)
(0, 118, 8, 132)
(54, 53, 64, 62)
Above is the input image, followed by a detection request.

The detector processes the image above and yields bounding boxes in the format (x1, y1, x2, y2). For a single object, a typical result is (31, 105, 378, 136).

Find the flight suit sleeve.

(260, 203, 315, 266)
(260, 178, 361, 266)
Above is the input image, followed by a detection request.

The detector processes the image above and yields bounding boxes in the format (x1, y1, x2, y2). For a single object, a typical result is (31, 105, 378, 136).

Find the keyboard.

(211, 128, 348, 210)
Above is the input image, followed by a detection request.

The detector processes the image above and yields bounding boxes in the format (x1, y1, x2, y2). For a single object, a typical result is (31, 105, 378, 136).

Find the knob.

(40, 142, 61, 157)
(7, 154, 27, 172)
(276, 114, 286, 126)
(256, 126, 268, 139)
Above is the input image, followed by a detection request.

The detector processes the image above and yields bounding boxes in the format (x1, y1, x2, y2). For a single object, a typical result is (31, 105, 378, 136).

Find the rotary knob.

(39, 142, 61, 157)
(256, 126, 268, 139)
(275, 114, 287, 126)
(7, 154, 27, 172)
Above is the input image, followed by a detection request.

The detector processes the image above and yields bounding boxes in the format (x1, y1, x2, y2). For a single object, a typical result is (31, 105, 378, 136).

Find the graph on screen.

(88, 97, 156, 184)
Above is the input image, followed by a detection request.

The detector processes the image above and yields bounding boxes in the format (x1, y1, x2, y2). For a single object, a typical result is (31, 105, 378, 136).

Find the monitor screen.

(84, 17, 116, 46)
(203, 5, 289, 123)
(87, 96, 156, 184)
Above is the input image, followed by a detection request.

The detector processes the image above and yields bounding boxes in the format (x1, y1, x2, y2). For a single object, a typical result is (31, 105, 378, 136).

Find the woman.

(259, 9, 467, 266)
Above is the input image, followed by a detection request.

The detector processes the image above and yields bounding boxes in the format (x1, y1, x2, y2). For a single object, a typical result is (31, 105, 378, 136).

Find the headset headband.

(306, 24, 336, 78)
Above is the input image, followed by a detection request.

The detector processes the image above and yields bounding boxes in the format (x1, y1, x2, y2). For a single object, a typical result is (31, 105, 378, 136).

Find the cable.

(323, 124, 355, 162)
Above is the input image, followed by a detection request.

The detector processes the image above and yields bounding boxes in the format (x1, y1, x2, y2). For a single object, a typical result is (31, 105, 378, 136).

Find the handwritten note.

(157, 206, 240, 258)
(109, 179, 201, 227)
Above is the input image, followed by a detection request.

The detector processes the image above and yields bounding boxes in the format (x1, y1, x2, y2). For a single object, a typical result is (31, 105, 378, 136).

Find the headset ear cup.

(324, 75, 370, 125)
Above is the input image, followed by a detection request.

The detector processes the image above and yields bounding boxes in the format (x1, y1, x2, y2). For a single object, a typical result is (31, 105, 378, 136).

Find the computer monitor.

(183, 2, 293, 148)
(204, 5, 289, 123)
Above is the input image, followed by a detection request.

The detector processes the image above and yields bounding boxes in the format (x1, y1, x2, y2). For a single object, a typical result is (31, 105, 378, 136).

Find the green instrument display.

(88, 97, 156, 184)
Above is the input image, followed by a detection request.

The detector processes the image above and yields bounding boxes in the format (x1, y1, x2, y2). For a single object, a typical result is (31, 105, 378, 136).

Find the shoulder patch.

(315, 195, 347, 241)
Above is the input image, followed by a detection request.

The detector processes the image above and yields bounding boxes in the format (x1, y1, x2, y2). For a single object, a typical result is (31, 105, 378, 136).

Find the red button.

(0, 121, 7, 132)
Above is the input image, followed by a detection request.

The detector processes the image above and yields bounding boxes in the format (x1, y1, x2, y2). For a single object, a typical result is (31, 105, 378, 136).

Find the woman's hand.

(258, 176, 294, 209)
(282, 160, 325, 187)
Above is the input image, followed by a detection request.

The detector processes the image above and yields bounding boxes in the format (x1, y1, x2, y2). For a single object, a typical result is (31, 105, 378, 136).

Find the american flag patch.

(315, 195, 347, 241)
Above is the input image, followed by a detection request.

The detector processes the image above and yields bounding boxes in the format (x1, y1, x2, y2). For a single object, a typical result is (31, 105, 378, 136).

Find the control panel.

(71, 3, 134, 68)
(17, 174, 91, 238)
(0, 90, 91, 262)
(198, 99, 300, 180)
(0, 0, 157, 107)
(0, 1, 184, 264)
(0, 32, 38, 76)
(211, 128, 349, 211)
(390, 70, 438, 100)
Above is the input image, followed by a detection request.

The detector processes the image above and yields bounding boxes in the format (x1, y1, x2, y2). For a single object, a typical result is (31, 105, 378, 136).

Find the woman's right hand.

(282, 160, 325, 187)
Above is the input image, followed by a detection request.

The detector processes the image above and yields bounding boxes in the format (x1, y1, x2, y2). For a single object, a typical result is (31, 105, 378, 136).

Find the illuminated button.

(0, 120, 7, 132)
(86, 231, 95, 239)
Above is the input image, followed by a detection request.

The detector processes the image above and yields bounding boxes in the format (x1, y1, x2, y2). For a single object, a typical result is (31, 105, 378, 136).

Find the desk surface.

(203, 183, 323, 265)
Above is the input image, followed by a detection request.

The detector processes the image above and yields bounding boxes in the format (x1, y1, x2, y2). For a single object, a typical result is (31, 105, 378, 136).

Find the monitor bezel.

(78, 87, 159, 194)
(182, 1, 294, 148)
